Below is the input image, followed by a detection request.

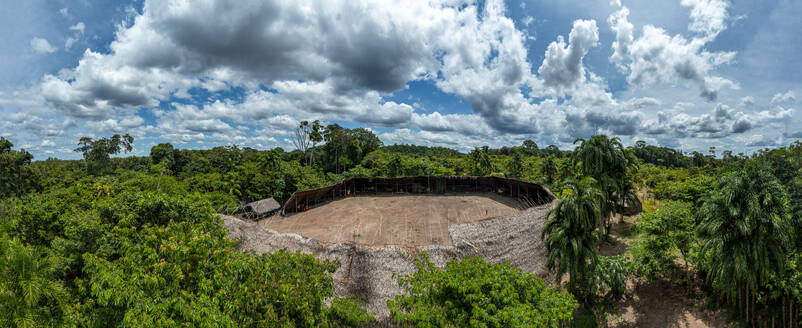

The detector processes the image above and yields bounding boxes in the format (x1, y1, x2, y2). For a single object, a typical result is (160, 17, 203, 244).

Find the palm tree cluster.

(697, 161, 795, 325)
(572, 135, 638, 235)
(542, 177, 602, 297)
(542, 135, 635, 302)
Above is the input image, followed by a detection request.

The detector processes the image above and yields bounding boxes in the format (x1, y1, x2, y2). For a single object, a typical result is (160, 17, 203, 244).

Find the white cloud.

(30, 37, 57, 54)
(770, 90, 796, 105)
(607, 3, 736, 100)
(65, 37, 77, 50)
(69, 22, 85, 34)
(538, 20, 599, 93)
(681, 0, 728, 40)
(59, 8, 69, 17)
(3, 0, 793, 158)
(608, 6, 633, 68)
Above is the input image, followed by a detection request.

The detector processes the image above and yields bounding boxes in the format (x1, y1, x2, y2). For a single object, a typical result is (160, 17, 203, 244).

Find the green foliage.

(469, 146, 492, 176)
(572, 135, 637, 234)
(75, 134, 134, 175)
(542, 177, 602, 298)
(586, 255, 629, 301)
(630, 201, 695, 281)
(0, 138, 39, 198)
(506, 150, 525, 179)
(628, 140, 691, 168)
(696, 161, 794, 324)
(584, 255, 630, 324)
(652, 172, 715, 204)
(0, 233, 68, 328)
(321, 124, 382, 173)
(388, 254, 577, 327)
(697, 161, 792, 293)
(2, 181, 372, 327)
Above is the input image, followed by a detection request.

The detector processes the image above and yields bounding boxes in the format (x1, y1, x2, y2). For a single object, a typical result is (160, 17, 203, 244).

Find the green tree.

(388, 254, 577, 327)
(697, 161, 792, 324)
(0, 234, 67, 327)
(74, 134, 134, 175)
(309, 120, 323, 166)
(541, 155, 557, 185)
(506, 149, 525, 179)
(0, 138, 38, 198)
(630, 201, 695, 281)
(522, 139, 539, 156)
(388, 154, 403, 177)
(469, 146, 492, 176)
(541, 177, 602, 298)
(572, 135, 635, 235)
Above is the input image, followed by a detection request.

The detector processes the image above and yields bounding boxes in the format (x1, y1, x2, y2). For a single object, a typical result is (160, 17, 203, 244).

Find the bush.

(388, 254, 577, 327)
(630, 201, 695, 281)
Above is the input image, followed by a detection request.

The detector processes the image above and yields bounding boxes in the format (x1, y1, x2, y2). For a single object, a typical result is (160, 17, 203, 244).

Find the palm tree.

(469, 146, 492, 176)
(541, 177, 603, 298)
(697, 161, 792, 325)
(0, 234, 67, 327)
(572, 135, 636, 235)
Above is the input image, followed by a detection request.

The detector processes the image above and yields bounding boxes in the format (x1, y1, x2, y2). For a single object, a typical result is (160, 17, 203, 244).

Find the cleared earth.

(259, 193, 522, 246)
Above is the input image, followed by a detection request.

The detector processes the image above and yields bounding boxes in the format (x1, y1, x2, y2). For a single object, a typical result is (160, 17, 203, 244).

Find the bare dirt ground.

(602, 214, 731, 328)
(258, 193, 521, 246)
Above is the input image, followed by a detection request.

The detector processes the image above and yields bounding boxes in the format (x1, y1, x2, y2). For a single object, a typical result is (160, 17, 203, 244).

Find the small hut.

(242, 198, 281, 219)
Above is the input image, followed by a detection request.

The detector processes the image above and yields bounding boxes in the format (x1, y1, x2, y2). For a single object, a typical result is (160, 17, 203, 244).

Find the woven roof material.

(242, 198, 280, 218)
(281, 176, 555, 214)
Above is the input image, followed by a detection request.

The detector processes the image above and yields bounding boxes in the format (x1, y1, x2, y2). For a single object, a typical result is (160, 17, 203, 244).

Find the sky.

(1, 0, 800, 159)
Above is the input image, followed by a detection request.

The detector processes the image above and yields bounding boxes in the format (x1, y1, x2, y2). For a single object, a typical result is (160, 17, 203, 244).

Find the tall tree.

(0, 138, 36, 197)
(572, 135, 635, 235)
(506, 149, 525, 179)
(522, 139, 539, 156)
(469, 146, 492, 176)
(308, 120, 323, 166)
(697, 161, 792, 324)
(74, 134, 134, 175)
(542, 177, 603, 298)
(291, 121, 313, 166)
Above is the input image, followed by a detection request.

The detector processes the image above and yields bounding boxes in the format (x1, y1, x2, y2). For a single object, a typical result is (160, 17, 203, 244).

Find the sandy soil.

(258, 193, 521, 246)
(601, 215, 731, 328)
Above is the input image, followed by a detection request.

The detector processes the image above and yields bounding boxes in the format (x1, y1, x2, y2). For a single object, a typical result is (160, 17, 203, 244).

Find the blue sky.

(1, 0, 800, 159)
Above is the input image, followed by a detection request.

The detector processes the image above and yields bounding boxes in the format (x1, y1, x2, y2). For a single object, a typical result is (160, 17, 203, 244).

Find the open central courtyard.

(259, 193, 523, 246)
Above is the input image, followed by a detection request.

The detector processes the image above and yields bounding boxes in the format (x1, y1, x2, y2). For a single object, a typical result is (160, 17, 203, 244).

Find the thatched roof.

(242, 198, 280, 218)
(281, 176, 556, 214)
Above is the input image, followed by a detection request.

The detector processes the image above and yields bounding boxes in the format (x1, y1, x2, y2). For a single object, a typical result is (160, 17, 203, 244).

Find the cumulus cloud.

(30, 37, 57, 54)
(681, 0, 728, 39)
(608, 2, 736, 100)
(770, 90, 796, 105)
(8, 0, 789, 158)
(608, 6, 633, 67)
(42, 0, 540, 135)
(642, 103, 792, 138)
(538, 20, 599, 92)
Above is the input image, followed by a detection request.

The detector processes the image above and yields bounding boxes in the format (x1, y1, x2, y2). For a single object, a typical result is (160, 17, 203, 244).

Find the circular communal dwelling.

(220, 176, 557, 323)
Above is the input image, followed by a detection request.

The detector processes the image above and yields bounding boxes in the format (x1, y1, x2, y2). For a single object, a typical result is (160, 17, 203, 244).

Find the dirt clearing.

(259, 193, 521, 246)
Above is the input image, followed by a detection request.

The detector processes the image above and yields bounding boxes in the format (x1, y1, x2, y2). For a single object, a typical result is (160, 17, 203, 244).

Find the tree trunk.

(746, 287, 750, 326)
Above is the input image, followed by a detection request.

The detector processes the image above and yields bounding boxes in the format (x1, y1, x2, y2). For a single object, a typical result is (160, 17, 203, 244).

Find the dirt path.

(601, 215, 731, 328)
